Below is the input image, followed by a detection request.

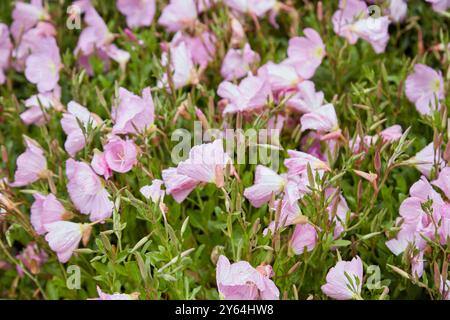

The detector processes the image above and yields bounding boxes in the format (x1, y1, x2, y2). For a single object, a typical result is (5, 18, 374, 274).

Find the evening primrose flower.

(44, 221, 86, 263)
(321, 256, 364, 300)
(11, 136, 47, 187)
(216, 255, 279, 300)
(243, 165, 286, 208)
(117, 0, 156, 28)
(405, 64, 445, 115)
(66, 159, 113, 222)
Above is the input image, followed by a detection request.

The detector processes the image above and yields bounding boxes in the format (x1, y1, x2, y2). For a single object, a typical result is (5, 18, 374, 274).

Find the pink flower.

(300, 103, 339, 135)
(11, 0, 50, 41)
(321, 256, 364, 300)
(44, 221, 84, 263)
(75, 7, 113, 57)
(177, 139, 231, 187)
(224, 0, 276, 17)
(140, 179, 165, 203)
(66, 159, 114, 221)
(258, 61, 301, 93)
(285, 28, 325, 79)
(432, 167, 450, 200)
(103, 137, 138, 173)
(411, 143, 443, 178)
(61, 101, 102, 157)
(332, 0, 390, 53)
(30, 193, 65, 235)
(290, 223, 317, 255)
(91, 150, 112, 180)
(162, 167, 199, 203)
(405, 64, 445, 115)
(171, 31, 216, 68)
(332, 0, 368, 45)
(426, 0, 450, 12)
(158, 0, 198, 32)
(75, 7, 129, 73)
(285, 81, 324, 114)
(217, 74, 271, 114)
(216, 255, 279, 300)
(284, 150, 330, 176)
(159, 42, 197, 90)
(94, 286, 135, 300)
(380, 125, 403, 142)
(221, 43, 260, 81)
(15, 243, 48, 277)
(117, 0, 156, 28)
(11, 22, 56, 72)
(11, 136, 47, 187)
(352, 16, 390, 53)
(388, 0, 408, 22)
(0, 24, 12, 85)
(326, 188, 351, 239)
(24, 36, 62, 92)
(20, 88, 62, 126)
(112, 87, 155, 134)
(243, 165, 285, 208)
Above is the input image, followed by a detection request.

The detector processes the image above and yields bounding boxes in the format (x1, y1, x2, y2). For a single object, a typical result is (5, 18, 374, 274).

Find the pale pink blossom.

(158, 0, 198, 32)
(405, 64, 445, 115)
(230, 15, 246, 46)
(432, 167, 450, 200)
(352, 16, 390, 53)
(300, 103, 339, 136)
(11, 0, 50, 41)
(112, 87, 154, 134)
(11, 136, 47, 187)
(11, 22, 56, 72)
(326, 188, 351, 239)
(24, 36, 62, 93)
(216, 255, 279, 300)
(0, 24, 12, 85)
(159, 42, 197, 90)
(20, 88, 62, 126)
(380, 125, 403, 142)
(75, 7, 113, 57)
(103, 137, 138, 173)
(285, 81, 324, 114)
(285, 28, 325, 79)
(75, 7, 129, 73)
(290, 223, 318, 255)
(177, 139, 231, 187)
(31, 193, 65, 235)
(61, 101, 102, 157)
(66, 159, 114, 222)
(94, 286, 135, 300)
(117, 0, 156, 28)
(162, 167, 199, 203)
(388, 0, 408, 22)
(321, 256, 363, 300)
(140, 179, 165, 203)
(224, 0, 276, 17)
(332, 0, 390, 53)
(332, 0, 368, 45)
(221, 44, 260, 81)
(425, 0, 450, 12)
(258, 61, 302, 93)
(44, 221, 84, 263)
(244, 165, 286, 208)
(217, 74, 271, 114)
(171, 31, 216, 68)
(91, 150, 112, 180)
(284, 150, 330, 176)
(411, 143, 443, 178)
(15, 243, 48, 277)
